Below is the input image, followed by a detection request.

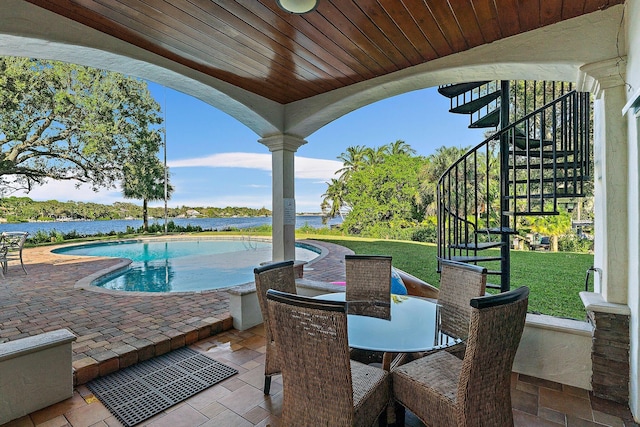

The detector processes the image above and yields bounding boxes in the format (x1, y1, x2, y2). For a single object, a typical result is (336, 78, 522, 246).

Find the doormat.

(86, 347, 238, 426)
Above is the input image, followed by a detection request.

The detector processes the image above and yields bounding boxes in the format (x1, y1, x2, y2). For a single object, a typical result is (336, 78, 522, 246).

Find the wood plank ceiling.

(25, 0, 624, 104)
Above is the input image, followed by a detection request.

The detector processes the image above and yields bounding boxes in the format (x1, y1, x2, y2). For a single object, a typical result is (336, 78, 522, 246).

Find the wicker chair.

(345, 254, 392, 320)
(437, 259, 488, 357)
(0, 232, 28, 275)
(266, 289, 390, 427)
(253, 260, 297, 395)
(392, 286, 530, 427)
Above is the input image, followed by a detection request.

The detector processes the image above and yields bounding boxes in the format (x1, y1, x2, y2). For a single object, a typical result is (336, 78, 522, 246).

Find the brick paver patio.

(0, 237, 352, 385)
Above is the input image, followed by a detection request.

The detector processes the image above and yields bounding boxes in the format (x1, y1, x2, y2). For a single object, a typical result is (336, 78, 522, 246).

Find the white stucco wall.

(625, 0, 640, 419)
(0, 329, 76, 425)
(513, 315, 593, 390)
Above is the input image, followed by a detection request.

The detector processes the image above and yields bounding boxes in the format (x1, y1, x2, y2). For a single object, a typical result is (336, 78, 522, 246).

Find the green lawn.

(311, 236, 594, 320)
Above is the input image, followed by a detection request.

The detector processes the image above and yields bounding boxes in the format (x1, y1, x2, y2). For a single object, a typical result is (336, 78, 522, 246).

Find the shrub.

(558, 234, 593, 253)
(29, 229, 52, 244)
(295, 222, 344, 236)
(245, 224, 272, 233)
(411, 227, 436, 243)
(63, 230, 84, 240)
(359, 223, 414, 240)
(142, 221, 203, 234)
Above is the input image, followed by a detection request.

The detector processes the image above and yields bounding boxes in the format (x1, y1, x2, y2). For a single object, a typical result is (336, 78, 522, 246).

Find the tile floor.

(2, 324, 638, 427)
(1, 238, 638, 426)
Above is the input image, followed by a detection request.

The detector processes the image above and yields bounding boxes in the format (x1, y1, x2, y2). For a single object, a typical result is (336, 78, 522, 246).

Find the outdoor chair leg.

(20, 257, 27, 274)
(263, 375, 272, 395)
(394, 402, 406, 427)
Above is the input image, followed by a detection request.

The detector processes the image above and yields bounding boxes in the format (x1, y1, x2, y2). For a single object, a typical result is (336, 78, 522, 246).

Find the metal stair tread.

(513, 137, 554, 149)
(504, 193, 561, 200)
(513, 176, 588, 184)
(450, 90, 501, 114)
(511, 163, 581, 170)
(450, 255, 502, 262)
(448, 242, 503, 250)
(477, 227, 517, 234)
(469, 108, 500, 128)
(509, 150, 574, 158)
(438, 81, 491, 98)
(504, 210, 560, 216)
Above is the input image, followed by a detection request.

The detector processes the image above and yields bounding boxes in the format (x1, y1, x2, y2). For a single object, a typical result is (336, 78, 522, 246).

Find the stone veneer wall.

(588, 310, 630, 403)
(581, 292, 632, 405)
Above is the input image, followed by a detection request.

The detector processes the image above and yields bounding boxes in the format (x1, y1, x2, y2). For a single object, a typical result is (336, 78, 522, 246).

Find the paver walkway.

(0, 237, 351, 385)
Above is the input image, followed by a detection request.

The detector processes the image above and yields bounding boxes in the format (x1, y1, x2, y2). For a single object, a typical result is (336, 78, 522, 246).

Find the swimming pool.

(53, 238, 320, 293)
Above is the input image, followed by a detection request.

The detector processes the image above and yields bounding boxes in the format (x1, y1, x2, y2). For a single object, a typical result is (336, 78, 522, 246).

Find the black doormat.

(86, 347, 238, 427)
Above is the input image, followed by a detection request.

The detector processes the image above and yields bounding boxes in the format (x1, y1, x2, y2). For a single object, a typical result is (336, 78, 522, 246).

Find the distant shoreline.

(1, 212, 328, 224)
(0, 216, 343, 236)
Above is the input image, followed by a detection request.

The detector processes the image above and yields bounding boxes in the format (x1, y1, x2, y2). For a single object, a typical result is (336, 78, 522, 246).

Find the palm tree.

(385, 140, 417, 156)
(529, 211, 572, 252)
(321, 178, 348, 222)
(363, 146, 387, 165)
(336, 145, 368, 179)
(418, 146, 471, 215)
(122, 131, 173, 231)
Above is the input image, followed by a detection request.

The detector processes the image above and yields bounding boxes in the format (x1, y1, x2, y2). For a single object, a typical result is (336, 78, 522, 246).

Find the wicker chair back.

(438, 259, 487, 340)
(267, 289, 390, 426)
(345, 255, 392, 319)
(392, 286, 529, 427)
(253, 260, 296, 394)
(458, 286, 530, 423)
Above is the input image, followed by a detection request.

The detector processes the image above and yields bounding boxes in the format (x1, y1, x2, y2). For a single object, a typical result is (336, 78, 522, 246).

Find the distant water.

(0, 215, 342, 236)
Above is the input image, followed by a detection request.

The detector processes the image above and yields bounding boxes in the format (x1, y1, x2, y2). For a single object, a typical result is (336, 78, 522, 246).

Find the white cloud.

(169, 152, 271, 170)
(169, 152, 341, 181)
(295, 157, 342, 180)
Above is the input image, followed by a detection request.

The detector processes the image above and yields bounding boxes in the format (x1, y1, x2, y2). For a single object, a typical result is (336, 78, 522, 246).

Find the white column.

(625, 102, 640, 420)
(259, 134, 307, 261)
(579, 58, 629, 304)
(580, 58, 637, 418)
(593, 85, 629, 303)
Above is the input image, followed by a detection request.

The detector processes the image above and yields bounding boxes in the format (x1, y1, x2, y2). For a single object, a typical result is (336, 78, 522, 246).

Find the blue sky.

(16, 84, 487, 213)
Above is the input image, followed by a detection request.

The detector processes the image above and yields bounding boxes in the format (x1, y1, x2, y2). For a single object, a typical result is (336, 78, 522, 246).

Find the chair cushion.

(351, 360, 390, 427)
(392, 351, 461, 425)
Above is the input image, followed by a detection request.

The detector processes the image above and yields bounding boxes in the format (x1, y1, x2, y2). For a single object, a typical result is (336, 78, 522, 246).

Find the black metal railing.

(437, 84, 591, 290)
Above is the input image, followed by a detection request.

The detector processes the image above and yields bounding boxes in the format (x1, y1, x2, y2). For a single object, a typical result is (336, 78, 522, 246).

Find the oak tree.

(0, 57, 163, 195)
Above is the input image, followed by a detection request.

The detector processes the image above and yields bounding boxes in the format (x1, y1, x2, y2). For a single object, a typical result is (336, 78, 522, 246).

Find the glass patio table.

(316, 292, 461, 370)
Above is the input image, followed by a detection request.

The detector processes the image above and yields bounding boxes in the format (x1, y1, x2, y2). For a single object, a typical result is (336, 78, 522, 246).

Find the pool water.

(54, 239, 319, 292)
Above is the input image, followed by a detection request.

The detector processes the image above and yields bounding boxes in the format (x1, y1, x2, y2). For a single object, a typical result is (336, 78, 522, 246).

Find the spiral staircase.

(436, 81, 592, 291)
